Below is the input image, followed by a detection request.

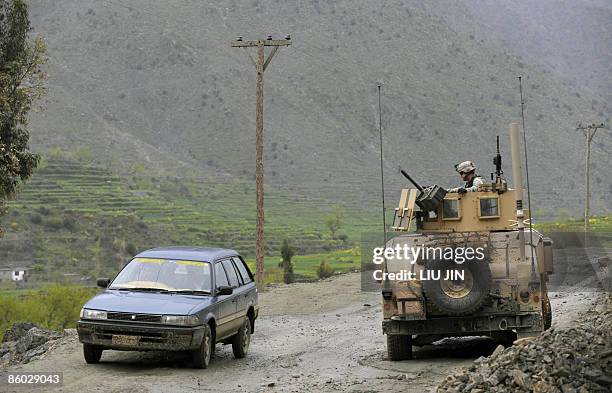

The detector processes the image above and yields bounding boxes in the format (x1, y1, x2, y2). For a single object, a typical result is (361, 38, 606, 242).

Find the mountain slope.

(26, 0, 611, 217)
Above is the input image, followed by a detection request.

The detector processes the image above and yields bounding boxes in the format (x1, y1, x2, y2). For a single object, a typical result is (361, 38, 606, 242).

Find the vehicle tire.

(192, 324, 213, 369)
(232, 317, 251, 359)
(500, 331, 517, 347)
(387, 334, 412, 361)
(542, 294, 552, 330)
(422, 258, 491, 316)
(83, 344, 103, 364)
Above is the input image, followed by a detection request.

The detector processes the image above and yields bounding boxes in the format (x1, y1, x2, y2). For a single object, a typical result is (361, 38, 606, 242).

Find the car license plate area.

(112, 334, 139, 346)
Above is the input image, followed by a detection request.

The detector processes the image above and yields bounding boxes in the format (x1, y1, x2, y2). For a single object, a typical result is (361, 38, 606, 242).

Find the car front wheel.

(232, 317, 251, 359)
(83, 344, 103, 364)
(192, 324, 213, 369)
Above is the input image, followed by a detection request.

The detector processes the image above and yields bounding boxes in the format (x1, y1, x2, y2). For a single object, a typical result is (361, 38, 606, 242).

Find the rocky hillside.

(423, 0, 612, 103)
(25, 0, 611, 218)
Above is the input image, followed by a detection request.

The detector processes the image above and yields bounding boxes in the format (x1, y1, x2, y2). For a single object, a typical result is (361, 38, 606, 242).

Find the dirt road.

(3, 273, 599, 393)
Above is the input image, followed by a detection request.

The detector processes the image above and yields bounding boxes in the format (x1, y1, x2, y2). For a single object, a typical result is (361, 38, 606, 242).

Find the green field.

(0, 157, 378, 281)
(535, 215, 612, 233)
(244, 247, 361, 284)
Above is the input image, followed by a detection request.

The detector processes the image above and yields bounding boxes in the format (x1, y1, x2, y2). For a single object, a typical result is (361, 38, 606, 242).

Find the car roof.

(134, 246, 240, 262)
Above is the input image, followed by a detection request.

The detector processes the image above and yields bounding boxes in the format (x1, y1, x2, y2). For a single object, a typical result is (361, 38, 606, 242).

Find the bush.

(29, 214, 42, 224)
(125, 242, 137, 256)
(43, 216, 63, 230)
(280, 238, 295, 284)
(316, 260, 335, 279)
(37, 206, 51, 216)
(62, 216, 78, 231)
(0, 285, 98, 341)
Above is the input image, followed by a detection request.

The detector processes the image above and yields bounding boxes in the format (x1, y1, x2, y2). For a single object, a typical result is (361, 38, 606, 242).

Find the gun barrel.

(400, 169, 423, 192)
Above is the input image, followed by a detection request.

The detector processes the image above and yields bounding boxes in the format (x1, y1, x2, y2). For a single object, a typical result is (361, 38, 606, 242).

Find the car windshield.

(109, 258, 212, 293)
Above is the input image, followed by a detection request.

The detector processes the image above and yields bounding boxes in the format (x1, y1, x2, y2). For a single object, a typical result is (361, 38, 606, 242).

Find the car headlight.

(81, 308, 107, 320)
(161, 315, 199, 326)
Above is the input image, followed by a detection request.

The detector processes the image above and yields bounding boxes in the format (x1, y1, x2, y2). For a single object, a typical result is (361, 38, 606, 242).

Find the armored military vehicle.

(382, 123, 554, 360)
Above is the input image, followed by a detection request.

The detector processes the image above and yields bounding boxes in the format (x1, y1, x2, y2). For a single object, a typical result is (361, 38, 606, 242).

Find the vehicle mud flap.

(422, 258, 491, 316)
(387, 334, 412, 361)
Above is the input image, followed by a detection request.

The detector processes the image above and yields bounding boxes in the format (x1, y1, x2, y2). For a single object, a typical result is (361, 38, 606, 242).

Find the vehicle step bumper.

(383, 313, 543, 336)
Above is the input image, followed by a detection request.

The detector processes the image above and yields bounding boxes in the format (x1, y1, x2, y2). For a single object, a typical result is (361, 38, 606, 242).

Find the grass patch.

(245, 248, 361, 284)
(0, 285, 98, 341)
(536, 215, 612, 233)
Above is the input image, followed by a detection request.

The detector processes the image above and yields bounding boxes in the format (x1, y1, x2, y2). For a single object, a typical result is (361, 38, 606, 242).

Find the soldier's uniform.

(448, 161, 484, 193)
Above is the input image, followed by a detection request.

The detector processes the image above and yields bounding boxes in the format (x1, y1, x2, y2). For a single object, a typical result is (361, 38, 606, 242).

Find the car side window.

(229, 259, 244, 286)
(215, 262, 229, 288)
(233, 257, 253, 284)
(221, 259, 240, 288)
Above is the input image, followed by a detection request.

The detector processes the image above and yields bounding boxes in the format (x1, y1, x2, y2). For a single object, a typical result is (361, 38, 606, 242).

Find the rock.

(0, 341, 17, 357)
(492, 344, 505, 357)
(16, 327, 62, 353)
(2, 322, 37, 343)
(0, 323, 63, 367)
(560, 384, 576, 393)
(594, 374, 612, 387)
(63, 328, 78, 337)
(514, 337, 535, 346)
(487, 369, 507, 386)
(511, 368, 529, 389)
(533, 380, 554, 393)
(597, 256, 611, 268)
(552, 367, 571, 378)
(433, 294, 611, 393)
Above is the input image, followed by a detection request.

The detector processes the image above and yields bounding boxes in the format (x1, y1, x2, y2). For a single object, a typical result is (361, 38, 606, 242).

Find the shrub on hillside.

(316, 260, 335, 279)
(280, 238, 295, 284)
(62, 216, 78, 231)
(43, 217, 63, 230)
(29, 214, 42, 224)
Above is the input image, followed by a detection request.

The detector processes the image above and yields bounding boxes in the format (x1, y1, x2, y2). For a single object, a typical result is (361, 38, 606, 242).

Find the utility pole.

(231, 35, 291, 291)
(576, 122, 605, 233)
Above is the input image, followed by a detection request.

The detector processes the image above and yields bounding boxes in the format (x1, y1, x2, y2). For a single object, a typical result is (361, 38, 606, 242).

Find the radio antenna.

(378, 84, 387, 246)
(518, 76, 535, 273)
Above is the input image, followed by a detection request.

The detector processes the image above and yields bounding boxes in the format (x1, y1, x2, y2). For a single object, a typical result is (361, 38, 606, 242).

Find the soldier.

(447, 161, 484, 194)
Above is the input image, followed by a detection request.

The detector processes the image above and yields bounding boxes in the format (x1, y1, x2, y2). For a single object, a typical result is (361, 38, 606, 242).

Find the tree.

(0, 0, 46, 236)
(324, 206, 344, 238)
(279, 238, 295, 284)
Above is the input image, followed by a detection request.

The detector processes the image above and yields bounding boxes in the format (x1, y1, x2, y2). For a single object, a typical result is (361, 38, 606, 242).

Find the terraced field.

(0, 158, 377, 281)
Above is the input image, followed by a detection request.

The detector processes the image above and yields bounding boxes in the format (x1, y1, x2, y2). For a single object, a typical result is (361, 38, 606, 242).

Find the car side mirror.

(217, 286, 233, 296)
(97, 278, 110, 288)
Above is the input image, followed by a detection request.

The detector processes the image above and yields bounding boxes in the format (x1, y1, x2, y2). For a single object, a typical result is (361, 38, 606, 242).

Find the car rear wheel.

(232, 317, 251, 359)
(83, 344, 103, 364)
(192, 324, 213, 369)
(387, 334, 412, 361)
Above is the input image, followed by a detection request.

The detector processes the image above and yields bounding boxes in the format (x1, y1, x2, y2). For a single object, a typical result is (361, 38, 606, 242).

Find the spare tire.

(422, 258, 491, 316)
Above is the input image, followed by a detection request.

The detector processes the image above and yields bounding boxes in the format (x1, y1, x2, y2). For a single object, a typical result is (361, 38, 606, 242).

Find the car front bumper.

(77, 320, 205, 351)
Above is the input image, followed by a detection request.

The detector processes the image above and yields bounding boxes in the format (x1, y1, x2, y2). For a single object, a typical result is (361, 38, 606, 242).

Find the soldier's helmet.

(454, 161, 476, 174)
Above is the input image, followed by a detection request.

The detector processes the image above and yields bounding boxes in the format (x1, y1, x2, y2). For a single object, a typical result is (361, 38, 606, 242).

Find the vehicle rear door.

(214, 261, 237, 339)
(232, 256, 256, 314)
